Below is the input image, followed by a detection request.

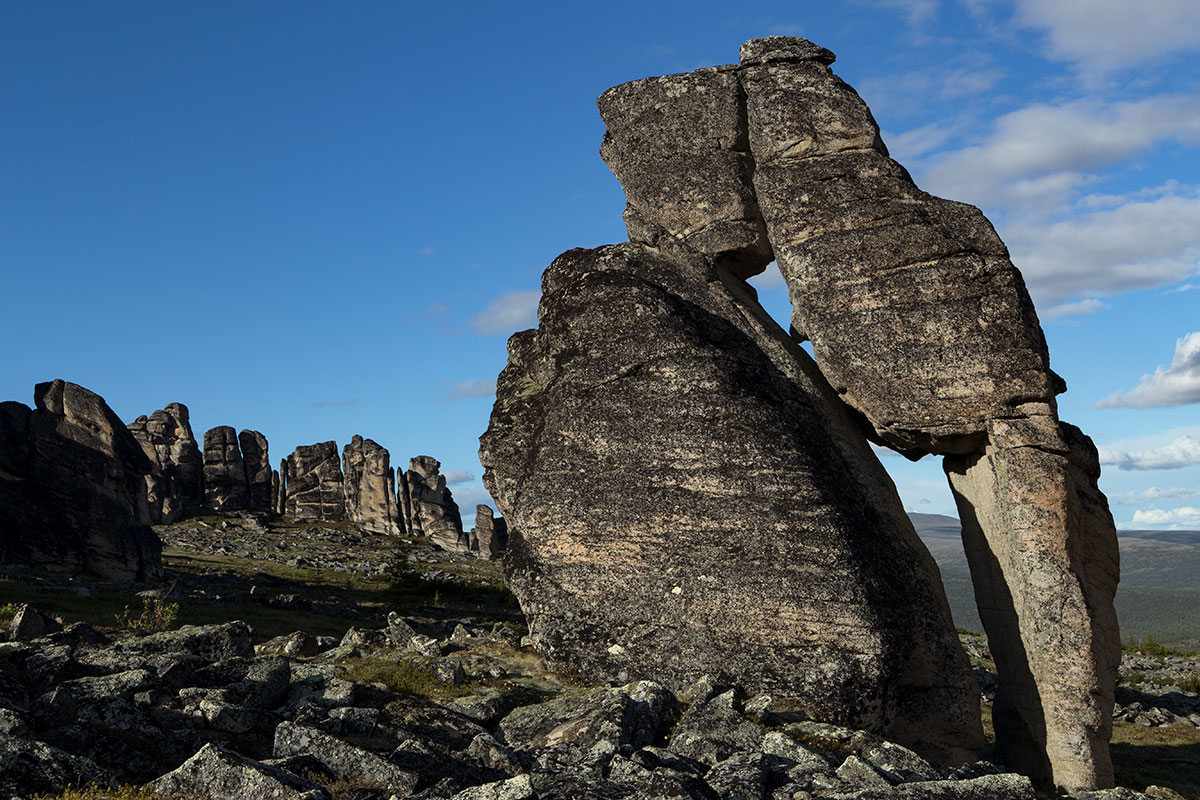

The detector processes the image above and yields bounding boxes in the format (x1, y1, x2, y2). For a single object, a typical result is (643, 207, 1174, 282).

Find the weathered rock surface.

(732, 36, 1120, 791)
(128, 402, 204, 522)
(277, 458, 288, 516)
(0, 380, 162, 581)
(285, 442, 345, 521)
(342, 435, 402, 535)
(204, 426, 250, 513)
(240, 429, 274, 512)
(152, 743, 328, 800)
(471, 505, 507, 560)
(480, 244, 980, 764)
(406, 456, 467, 552)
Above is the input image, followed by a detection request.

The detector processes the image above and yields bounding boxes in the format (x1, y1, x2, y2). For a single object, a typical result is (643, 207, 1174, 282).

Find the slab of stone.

(151, 742, 329, 800)
(285, 442, 346, 521)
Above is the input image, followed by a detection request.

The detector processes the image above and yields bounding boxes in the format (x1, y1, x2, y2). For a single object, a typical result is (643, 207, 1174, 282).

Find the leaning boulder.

(342, 435, 402, 535)
(203, 426, 250, 513)
(480, 244, 981, 764)
(0, 380, 162, 581)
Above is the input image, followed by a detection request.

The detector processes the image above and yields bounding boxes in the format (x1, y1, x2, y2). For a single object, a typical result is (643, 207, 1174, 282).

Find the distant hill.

(909, 513, 1200, 650)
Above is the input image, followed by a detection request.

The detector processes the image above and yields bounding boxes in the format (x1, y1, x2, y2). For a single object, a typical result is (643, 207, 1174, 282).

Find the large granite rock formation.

(127, 403, 203, 523)
(0, 380, 162, 581)
(481, 244, 981, 765)
(483, 36, 1121, 791)
(284, 442, 345, 521)
(275, 458, 287, 516)
(404, 456, 467, 552)
(734, 37, 1118, 791)
(471, 504, 507, 560)
(237, 430, 272, 512)
(342, 435, 401, 535)
(202, 427, 249, 513)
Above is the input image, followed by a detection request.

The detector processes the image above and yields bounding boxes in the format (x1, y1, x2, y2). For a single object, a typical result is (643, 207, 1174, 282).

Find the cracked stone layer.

(284, 442, 345, 521)
(480, 243, 981, 765)
(128, 402, 203, 523)
(342, 435, 401, 535)
(203, 426, 249, 513)
(239, 429, 273, 512)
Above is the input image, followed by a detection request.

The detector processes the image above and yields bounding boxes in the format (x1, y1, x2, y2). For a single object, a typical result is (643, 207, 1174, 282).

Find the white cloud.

(469, 290, 541, 336)
(1040, 299, 1108, 321)
(1168, 283, 1200, 294)
(1130, 506, 1200, 527)
(885, 123, 961, 162)
(1003, 187, 1200, 305)
(875, 0, 939, 26)
(451, 485, 495, 513)
(419, 247, 435, 256)
(1097, 332, 1200, 408)
(921, 97, 1200, 209)
(1014, 0, 1200, 77)
(442, 469, 474, 485)
(1113, 486, 1200, 505)
(1099, 435, 1200, 471)
(441, 379, 497, 401)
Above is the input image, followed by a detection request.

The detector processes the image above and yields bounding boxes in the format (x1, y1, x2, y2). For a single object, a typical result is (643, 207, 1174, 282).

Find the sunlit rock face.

(284, 441, 345, 522)
(0, 379, 162, 581)
(482, 36, 1121, 791)
(481, 244, 981, 766)
(342, 435, 401, 535)
(202, 426, 249, 513)
(128, 402, 203, 523)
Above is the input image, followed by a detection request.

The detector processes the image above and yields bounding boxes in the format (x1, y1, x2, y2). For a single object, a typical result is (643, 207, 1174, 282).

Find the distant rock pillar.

(342, 435, 401, 535)
(202, 426, 249, 513)
(473, 504, 507, 560)
(284, 442, 345, 521)
(404, 456, 467, 551)
(238, 429, 272, 512)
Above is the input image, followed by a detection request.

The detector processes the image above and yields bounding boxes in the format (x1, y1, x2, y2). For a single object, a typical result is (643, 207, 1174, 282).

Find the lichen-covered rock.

(480, 244, 980, 764)
(0, 380, 162, 581)
(405, 456, 467, 551)
(203, 426, 250, 512)
(128, 402, 203, 522)
(285, 442, 345, 521)
(273, 721, 419, 796)
(472, 504, 507, 560)
(239, 429, 273, 512)
(342, 435, 401, 535)
(0, 732, 103, 799)
(151, 743, 329, 800)
(8, 604, 61, 641)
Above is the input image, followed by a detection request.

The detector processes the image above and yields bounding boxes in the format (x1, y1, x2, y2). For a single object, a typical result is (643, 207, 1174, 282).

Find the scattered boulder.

(0, 379, 162, 581)
(0, 733, 103, 799)
(342, 435, 402, 535)
(203, 426, 250, 512)
(152, 743, 329, 800)
(273, 721, 419, 796)
(471, 504, 507, 560)
(239, 429, 274, 512)
(128, 402, 204, 522)
(8, 604, 61, 641)
(405, 455, 467, 551)
(480, 245, 981, 764)
(285, 442, 346, 521)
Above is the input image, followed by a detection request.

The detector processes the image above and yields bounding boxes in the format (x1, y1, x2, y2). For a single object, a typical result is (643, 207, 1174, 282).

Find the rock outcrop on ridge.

(0, 380, 162, 581)
(342, 435, 402, 536)
(470, 505, 507, 560)
(483, 36, 1121, 790)
(481, 245, 981, 765)
(405, 456, 468, 553)
(127, 402, 204, 523)
(284, 442, 346, 522)
(238, 429, 273, 512)
(202, 426, 250, 513)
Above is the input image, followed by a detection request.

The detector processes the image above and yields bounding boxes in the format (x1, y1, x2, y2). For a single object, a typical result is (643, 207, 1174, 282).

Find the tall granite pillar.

(128, 402, 203, 523)
(342, 435, 401, 535)
(238, 429, 272, 512)
(202, 426, 249, 513)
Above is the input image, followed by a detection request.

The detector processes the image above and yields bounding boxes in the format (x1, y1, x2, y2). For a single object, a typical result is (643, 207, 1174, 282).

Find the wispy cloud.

(1099, 435, 1200, 471)
(874, 0, 939, 27)
(469, 290, 541, 336)
(443, 469, 474, 485)
(1013, 0, 1200, 78)
(1097, 332, 1200, 408)
(1113, 486, 1200, 505)
(440, 379, 497, 401)
(419, 247, 435, 256)
(1040, 299, 1108, 321)
(1130, 505, 1200, 528)
(311, 398, 360, 408)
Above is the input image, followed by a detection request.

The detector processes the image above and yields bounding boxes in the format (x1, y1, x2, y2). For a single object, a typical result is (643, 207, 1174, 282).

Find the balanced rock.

(735, 37, 1119, 790)
(238, 429, 273, 512)
(284, 442, 345, 521)
(342, 435, 401, 535)
(127, 402, 203, 523)
(480, 244, 981, 765)
(471, 505, 507, 560)
(405, 456, 467, 552)
(0, 380, 162, 581)
(202, 426, 249, 513)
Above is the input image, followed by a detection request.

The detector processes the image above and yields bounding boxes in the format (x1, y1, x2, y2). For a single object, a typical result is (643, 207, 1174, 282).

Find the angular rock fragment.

(480, 244, 980, 764)
(0, 733, 103, 799)
(203, 426, 250, 512)
(239, 429, 273, 512)
(285, 442, 345, 521)
(128, 402, 203, 522)
(152, 743, 329, 800)
(342, 435, 401, 535)
(472, 504, 508, 560)
(273, 721, 419, 796)
(405, 455, 467, 551)
(0, 380, 162, 581)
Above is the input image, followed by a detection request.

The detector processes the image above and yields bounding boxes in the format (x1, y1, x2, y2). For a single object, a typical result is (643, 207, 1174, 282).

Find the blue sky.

(2, 1, 1197, 529)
